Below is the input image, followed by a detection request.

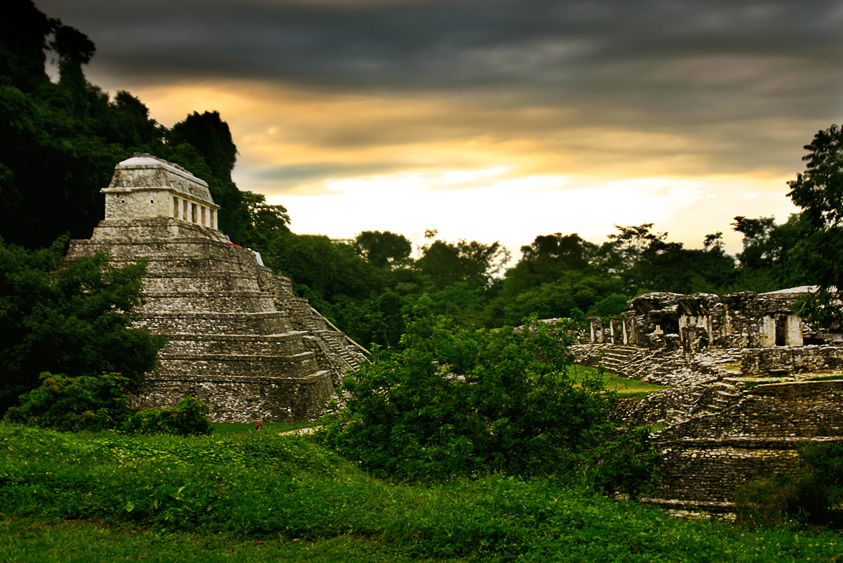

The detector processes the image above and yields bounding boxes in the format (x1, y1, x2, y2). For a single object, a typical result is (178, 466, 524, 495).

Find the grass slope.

(1, 423, 841, 562)
(567, 365, 668, 396)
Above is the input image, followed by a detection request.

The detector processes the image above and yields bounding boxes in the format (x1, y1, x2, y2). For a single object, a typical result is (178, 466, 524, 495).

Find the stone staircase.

(689, 382, 743, 418)
(598, 346, 648, 377)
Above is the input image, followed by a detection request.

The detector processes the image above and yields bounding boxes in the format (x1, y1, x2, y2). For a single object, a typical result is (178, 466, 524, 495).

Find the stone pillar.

(786, 315, 803, 346)
(623, 312, 636, 346)
(759, 316, 776, 347)
(610, 318, 623, 345)
(589, 318, 604, 344)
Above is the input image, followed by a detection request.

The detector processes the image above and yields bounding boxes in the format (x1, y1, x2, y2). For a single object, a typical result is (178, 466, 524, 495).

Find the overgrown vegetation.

(4, 372, 213, 436)
(0, 0, 833, 363)
(735, 442, 843, 530)
(4, 4, 843, 559)
(3, 423, 843, 562)
(0, 237, 165, 414)
(319, 301, 659, 498)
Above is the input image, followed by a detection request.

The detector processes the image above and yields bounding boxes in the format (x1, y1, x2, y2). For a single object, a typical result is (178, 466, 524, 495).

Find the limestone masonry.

(574, 290, 843, 512)
(67, 154, 367, 422)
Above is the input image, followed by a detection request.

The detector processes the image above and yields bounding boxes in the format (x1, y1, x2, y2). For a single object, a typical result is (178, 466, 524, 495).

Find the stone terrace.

(66, 155, 366, 422)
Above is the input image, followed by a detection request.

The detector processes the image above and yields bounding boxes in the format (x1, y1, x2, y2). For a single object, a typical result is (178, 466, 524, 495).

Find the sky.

(35, 0, 843, 259)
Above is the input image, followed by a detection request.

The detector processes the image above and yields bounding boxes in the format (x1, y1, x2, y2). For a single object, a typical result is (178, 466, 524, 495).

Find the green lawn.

(211, 420, 316, 434)
(2, 423, 842, 563)
(566, 364, 668, 396)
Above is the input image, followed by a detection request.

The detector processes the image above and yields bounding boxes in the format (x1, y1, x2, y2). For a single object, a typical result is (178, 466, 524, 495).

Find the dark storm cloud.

(35, 0, 843, 178)
(39, 0, 843, 93)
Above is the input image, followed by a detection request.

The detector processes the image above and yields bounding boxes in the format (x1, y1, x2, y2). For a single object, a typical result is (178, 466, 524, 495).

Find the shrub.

(319, 298, 659, 493)
(125, 396, 213, 436)
(735, 442, 843, 529)
(4, 372, 212, 436)
(3, 372, 134, 431)
(0, 238, 166, 415)
(734, 473, 799, 529)
(584, 426, 662, 500)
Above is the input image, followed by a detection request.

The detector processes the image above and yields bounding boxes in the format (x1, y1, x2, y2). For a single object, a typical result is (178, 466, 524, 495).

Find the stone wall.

(742, 345, 843, 375)
(68, 218, 365, 423)
(132, 372, 334, 422)
(575, 339, 843, 509)
(645, 381, 843, 508)
(585, 288, 837, 352)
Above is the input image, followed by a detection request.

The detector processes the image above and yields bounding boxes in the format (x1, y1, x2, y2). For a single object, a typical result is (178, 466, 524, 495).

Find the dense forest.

(0, 0, 823, 354)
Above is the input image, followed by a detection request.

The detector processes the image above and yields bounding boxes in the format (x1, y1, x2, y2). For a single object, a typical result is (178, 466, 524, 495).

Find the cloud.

(31, 0, 843, 251)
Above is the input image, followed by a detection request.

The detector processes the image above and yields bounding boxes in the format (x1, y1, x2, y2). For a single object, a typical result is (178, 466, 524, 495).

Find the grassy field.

(2, 423, 842, 562)
(211, 420, 315, 435)
(567, 365, 668, 396)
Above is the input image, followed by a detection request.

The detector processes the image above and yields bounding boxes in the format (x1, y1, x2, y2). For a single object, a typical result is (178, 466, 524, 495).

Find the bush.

(319, 299, 659, 493)
(4, 372, 212, 436)
(0, 238, 166, 415)
(734, 473, 799, 529)
(123, 396, 213, 436)
(735, 442, 843, 529)
(584, 426, 662, 500)
(4, 372, 134, 432)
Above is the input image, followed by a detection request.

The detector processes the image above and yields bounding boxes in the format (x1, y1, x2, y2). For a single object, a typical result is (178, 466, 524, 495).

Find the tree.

(417, 236, 510, 290)
(168, 111, 250, 241)
(505, 233, 596, 292)
(607, 223, 666, 269)
(0, 236, 165, 414)
(731, 215, 809, 292)
(320, 299, 659, 495)
(0, 0, 54, 92)
(354, 230, 412, 269)
(786, 124, 843, 326)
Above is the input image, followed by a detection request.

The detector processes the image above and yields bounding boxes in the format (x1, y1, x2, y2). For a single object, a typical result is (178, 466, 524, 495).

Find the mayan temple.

(66, 154, 367, 422)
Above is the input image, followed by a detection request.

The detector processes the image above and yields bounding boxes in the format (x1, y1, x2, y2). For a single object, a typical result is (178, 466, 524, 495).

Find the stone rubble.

(571, 288, 843, 512)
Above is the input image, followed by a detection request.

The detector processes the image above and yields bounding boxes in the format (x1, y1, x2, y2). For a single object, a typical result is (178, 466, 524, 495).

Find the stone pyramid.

(66, 154, 367, 422)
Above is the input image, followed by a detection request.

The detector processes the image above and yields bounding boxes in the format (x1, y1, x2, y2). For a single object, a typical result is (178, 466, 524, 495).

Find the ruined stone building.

(66, 154, 367, 422)
(574, 289, 843, 513)
(586, 288, 843, 371)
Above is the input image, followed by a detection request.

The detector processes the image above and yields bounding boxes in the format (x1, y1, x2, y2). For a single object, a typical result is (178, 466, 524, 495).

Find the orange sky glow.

(38, 0, 841, 260)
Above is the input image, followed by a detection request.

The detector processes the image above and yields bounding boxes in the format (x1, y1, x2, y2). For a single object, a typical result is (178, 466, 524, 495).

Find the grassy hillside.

(1, 423, 842, 562)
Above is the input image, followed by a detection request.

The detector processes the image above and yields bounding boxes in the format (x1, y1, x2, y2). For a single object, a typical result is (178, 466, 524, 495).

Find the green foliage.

(319, 300, 658, 493)
(4, 372, 133, 432)
(0, 2, 258, 249)
(786, 124, 843, 326)
(0, 237, 166, 413)
(3, 0, 838, 359)
(3, 372, 212, 436)
(125, 396, 214, 437)
(735, 442, 843, 529)
(354, 230, 413, 268)
(417, 237, 510, 291)
(2, 424, 843, 562)
(584, 426, 662, 500)
(734, 473, 799, 530)
(167, 111, 252, 241)
(731, 214, 811, 292)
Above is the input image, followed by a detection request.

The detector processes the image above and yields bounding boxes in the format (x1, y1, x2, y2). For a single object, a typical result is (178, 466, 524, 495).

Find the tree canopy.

(319, 300, 659, 496)
(0, 236, 165, 414)
(787, 124, 843, 326)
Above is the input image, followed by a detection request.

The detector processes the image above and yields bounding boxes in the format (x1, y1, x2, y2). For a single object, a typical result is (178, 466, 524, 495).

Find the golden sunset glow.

(39, 0, 840, 258)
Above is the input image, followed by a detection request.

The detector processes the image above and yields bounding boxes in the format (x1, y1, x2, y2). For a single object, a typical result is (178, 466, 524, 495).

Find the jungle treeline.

(0, 0, 818, 349)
